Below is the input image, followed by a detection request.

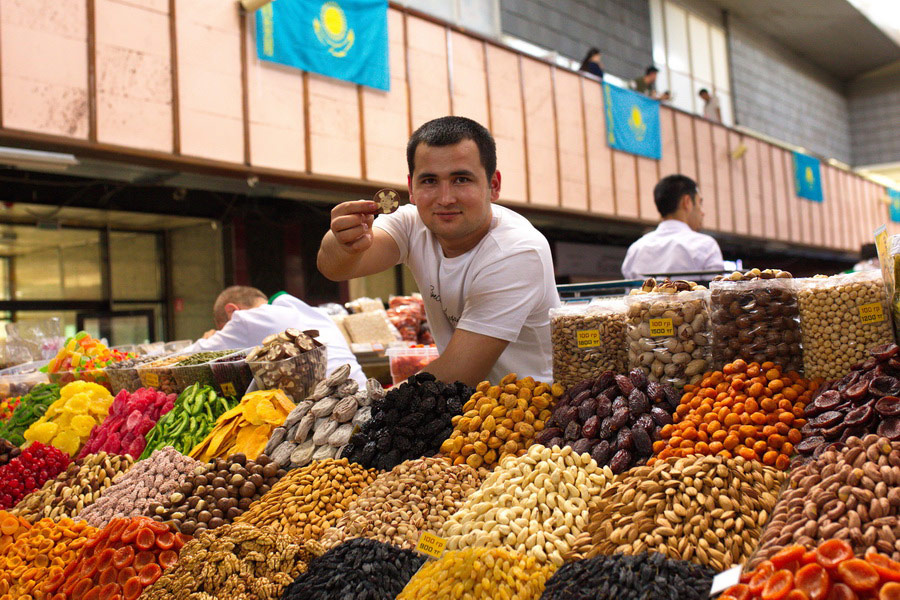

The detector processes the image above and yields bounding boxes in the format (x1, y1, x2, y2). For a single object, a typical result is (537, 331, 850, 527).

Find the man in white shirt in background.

(699, 88, 721, 122)
(184, 286, 366, 385)
(621, 174, 725, 281)
(317, 116, 559, 386)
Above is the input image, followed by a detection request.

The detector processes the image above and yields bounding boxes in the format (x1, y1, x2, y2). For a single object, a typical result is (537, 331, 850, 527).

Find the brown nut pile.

(235, 457, 377, 541)
(150, 452, 287, 535)
(10, 451, 133, 522)
(798, 271, 894, 380)
(247, 329, 327, 401)
(551, 301, 627, 387)
(0, 438, 21, 467)
(710, 269, 803, 372)
(77, 445, 203, 527)
(626, 279, 711, 390)
(570, 454, 784, 570)
(265, 366, 377, 469)
(320, 456, 483, 551)
(140, 522, 312, 600)
(441, 444, 613, 567)
(753, 434, 900, 566)
(441, 374, 560, 471)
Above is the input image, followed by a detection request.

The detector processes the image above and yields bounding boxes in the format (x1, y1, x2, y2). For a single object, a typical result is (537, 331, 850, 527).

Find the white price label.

(709, 565, 742, 596)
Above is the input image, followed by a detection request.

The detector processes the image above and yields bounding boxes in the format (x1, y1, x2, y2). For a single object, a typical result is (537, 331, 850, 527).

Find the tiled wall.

(849, 67, 900, 167)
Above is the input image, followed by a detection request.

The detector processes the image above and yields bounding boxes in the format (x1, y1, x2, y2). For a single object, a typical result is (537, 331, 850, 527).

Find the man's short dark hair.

(645, 66, 659, 75)
(698, 88, 709, 96)
(654, 175, 698, 217)
(407, 116, 497, 178)
(213, 285, 266, 328)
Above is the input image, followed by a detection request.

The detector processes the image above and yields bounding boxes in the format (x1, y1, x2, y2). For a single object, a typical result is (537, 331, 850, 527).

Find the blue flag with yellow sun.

(792, 151, 824, 202)
(889, 188, 900, 223)
(603, 83, 661, 160)
(256, 0, 389, 91)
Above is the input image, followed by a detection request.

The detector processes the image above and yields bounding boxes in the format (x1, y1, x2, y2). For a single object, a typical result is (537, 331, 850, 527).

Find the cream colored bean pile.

(571, 454, 784, 571)
(441, 444, 613, 567)
(320, 457, 483, 550)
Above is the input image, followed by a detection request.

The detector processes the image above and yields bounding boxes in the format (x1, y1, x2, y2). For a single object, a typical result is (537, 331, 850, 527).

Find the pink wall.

(0, 2, 889, 253)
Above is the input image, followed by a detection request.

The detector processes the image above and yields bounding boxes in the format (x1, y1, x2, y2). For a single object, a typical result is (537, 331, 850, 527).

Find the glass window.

(719, 91, 734, 126)
(650, 0, 667, 67)
(664, 3, 690, 74)
(710, 27, 730, 91)
(110, 232, 163, 301)
(688, 15, 712, 84)
(669, 71, 694, 113)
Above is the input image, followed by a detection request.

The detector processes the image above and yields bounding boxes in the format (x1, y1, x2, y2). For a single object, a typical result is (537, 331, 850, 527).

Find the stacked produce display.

(1, 267, 900, 599)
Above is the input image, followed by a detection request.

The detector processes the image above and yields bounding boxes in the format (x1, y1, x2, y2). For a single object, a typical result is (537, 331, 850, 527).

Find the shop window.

(110, 232, 162, 301)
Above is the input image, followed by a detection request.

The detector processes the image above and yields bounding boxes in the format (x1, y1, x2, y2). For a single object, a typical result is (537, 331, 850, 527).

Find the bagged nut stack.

(571, 454, 784, 570)
(441, 444, 613, 566)
(265, 365, 377, 469)
(343, 373, 472, 471)
(397, 547, 555, 599)
(282, 538, 425, 600)
(710, 269, 803, 372)
(625, 279, 712, 390)
(10, 451, 134, 522)
(797, 270, 895, 380)
(536, 369, 679, 474)
(753, 434, 900, 566)
(540, 552, 717, 600)
(149, 453, 287, 535)
(246, 328, 328, 402)
(550, 300, 627, 387)
(140, 522, 313, 600)
(77, 445, 203, 527)
(441, 374, 559, 471)
(320, 456, 483, 550)
(235, 457, 377, 540)
(650, 359, 816, 469)
(799, 343, 900, 458)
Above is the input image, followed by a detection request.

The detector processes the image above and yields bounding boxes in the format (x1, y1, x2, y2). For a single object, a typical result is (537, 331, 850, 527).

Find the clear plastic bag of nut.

(550, 299, 627, 388)
(625, 279, 712, 390)
(797, 269, 895, 381)
(709, 270, 803, 373)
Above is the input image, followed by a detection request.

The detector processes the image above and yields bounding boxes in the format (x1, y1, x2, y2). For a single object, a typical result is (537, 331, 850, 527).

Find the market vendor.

(318, 116, 559, 386)
(184, 286, 366, 385)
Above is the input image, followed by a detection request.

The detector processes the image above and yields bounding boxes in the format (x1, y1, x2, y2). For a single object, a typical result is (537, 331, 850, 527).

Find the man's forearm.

(317, 232, 363, 281)
(420, 355, 485, 388)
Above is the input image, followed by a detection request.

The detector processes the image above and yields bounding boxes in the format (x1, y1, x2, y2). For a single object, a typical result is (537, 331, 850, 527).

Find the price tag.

(144, 372, 159, 388)
(649, 318, 674, 337)
(415, 532, 447, 560)
(220, 382, 237, 397)
(859, 302, 885, 325)
(576, 329, 601, 348)
(709, 565, 742, 596)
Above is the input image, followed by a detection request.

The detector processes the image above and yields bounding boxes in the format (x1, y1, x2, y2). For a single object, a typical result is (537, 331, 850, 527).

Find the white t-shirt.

(375, 204, 559, 383)
(184, 295, 366, 385)
(703, 96, 721, 121)
(621, 219, 724, 280)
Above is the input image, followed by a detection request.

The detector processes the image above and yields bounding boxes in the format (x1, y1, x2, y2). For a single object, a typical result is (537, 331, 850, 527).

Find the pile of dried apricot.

(649, 360, 818, 468)
(722, 539, 900, 599)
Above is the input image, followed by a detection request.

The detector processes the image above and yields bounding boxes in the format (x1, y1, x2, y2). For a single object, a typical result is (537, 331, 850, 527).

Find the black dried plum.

(595, 397, 612, 419)
(870, 376, 900, 398)
(571, 438, 593, 456)
(582, 416, 600, 439)
(565, 421, 581, 441)
(809, 411, 843, 429)
(629, 368, 648, 389)
(609, 449, 632, 474)
(844, 404, 874, 428)
(650, 406, 674, 426)
(877, 417, 900, 441)
(628, 389, 650, 415)
(591, 440, 611, 466)
(875, 396, 900, 417)
(615, 374, 635, 397)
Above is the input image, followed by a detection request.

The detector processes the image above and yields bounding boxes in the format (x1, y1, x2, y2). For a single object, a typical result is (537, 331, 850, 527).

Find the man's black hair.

(579, 47, 601, 71)
(407, 116, 497, 178)
(645, 66, 659, 75)
(654, 174, 698, 217)
(698, 88, 709, 96)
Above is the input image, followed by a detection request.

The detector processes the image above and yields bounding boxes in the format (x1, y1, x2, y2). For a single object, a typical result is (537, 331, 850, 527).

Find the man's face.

(686, 193, 705, 230)
(646, 71, 658, 85)
(408, 140, 500, 247)
(699, 91, 710, 102)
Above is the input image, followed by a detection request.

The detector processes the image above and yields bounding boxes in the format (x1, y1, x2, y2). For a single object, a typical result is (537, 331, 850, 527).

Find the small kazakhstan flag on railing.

(792, 151, 824, 203)
(256, 0, 389, 91)
(890, 188, 900, 223)
(603, 83, 661, 160)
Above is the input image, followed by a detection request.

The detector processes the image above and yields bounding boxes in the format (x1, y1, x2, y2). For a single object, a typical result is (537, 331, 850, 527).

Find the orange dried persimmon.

(794, 563, 829, 600)
(816, 539, 854, 569)
(865, 551, 900, 582)
(880, 582, 900, 600)
(836, 559, 879, 592)
(138, 562, 162, 586)
(762, 569, 794, 600)
(133, 550, 155, 572)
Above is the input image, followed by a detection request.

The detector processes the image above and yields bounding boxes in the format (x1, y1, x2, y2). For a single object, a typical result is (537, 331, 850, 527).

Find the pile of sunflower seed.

(263, 364, 382, 469)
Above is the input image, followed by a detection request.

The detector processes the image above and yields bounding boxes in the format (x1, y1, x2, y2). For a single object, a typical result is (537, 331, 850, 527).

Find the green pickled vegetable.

(140, 382, 238, 458)
(0, 383, 61, 446)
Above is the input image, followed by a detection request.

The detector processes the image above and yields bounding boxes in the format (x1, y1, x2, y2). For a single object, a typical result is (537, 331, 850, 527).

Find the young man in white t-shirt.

(317, 116, 560, 385)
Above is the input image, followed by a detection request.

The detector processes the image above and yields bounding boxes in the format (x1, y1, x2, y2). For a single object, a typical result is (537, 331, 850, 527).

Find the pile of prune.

(540, 552, 716, 600)
(799, 343, 900, 458)
(537, 369, 679, 473)
(341, 373, 471, 471)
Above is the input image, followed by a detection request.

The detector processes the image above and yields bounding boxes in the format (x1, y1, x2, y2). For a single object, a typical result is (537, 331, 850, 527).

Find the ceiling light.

(0, 147, 78, 172)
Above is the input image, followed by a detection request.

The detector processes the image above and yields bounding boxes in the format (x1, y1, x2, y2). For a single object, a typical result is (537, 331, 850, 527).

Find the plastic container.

(550, 300, 627, 387)
(171, 350, 237, 394)
(0, 361, 50, 399)
(136, 354, 187, 394)
(247, 345, 327, 402)
(209, 349, 254, 398)
(163, 340, 193, 354)
(386, 345, 439, 385)
(106, 354, 167, 394)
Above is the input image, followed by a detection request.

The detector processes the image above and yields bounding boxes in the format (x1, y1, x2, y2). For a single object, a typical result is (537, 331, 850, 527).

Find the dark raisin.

(571, 438, 593, 456)
(628, 368, 648, 389)
(632, 426, 652, 455)
(595, 396, 612, 419)
(582, 416, 600, 439)
(565, 421, 581, 441)
(558, 406, 579, 428)
(616, 427, 634, 451)
(650, 406, 674, 426)
(578, 398, 598, 423)
(609, 449, 632, 474)
(627, 389, 650, 416)
(536, 427, 563, 445)
(615, 374, 635, 397)
(591, 440, 611, 466)
(609, 408, 629, 431)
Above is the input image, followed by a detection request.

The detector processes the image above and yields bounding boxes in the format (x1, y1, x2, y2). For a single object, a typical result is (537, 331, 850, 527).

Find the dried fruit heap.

(0, 442, 70, 509)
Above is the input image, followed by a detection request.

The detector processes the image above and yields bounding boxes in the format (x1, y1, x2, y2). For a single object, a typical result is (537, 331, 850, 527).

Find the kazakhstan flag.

(256, 0, 389, 91)
(792, 151, 824, 203)
(890, 189, 900, 224)
(603, 83, 661, 160)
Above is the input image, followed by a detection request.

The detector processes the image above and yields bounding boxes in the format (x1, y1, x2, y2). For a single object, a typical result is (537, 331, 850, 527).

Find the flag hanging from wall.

(792, 151, 824, 202)
(256, 0, 390, 91)
(889, 189, 900, 223)
(603, 83, 662, 160)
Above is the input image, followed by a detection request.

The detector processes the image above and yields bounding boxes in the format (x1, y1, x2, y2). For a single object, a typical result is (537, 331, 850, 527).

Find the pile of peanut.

(10, 452, 133, 522)
(570, 454, 784, 570)
(441, 444, 613, 566)
(235, 457, 377, 540)
(320, 456, 482, 550)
